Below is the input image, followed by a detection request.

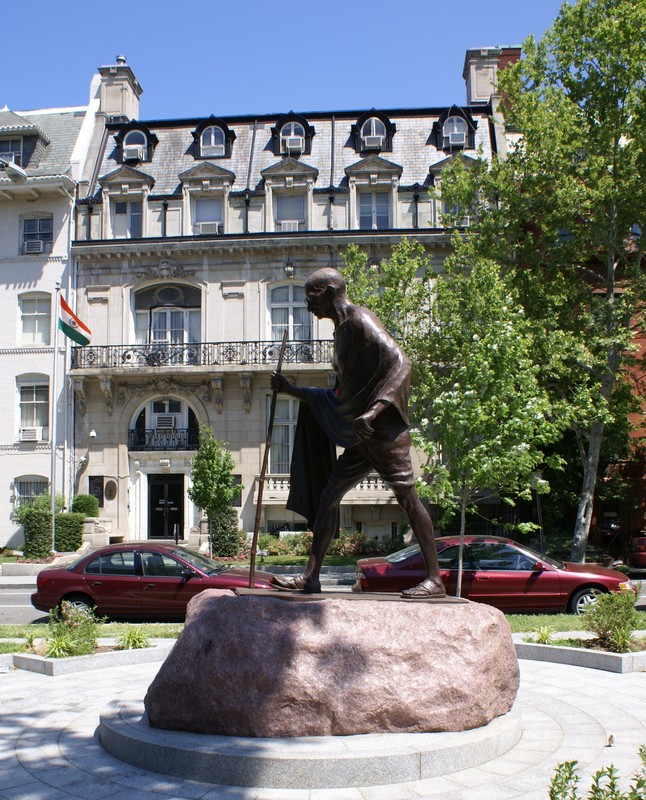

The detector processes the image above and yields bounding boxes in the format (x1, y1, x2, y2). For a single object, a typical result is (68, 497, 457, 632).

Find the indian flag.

(59, 296, 92, 346)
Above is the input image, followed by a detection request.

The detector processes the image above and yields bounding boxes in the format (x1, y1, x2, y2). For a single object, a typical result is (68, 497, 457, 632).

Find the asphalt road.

(1, 580, 645, 625)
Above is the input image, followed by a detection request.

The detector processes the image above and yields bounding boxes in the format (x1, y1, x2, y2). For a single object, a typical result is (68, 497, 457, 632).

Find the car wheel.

(568, 587, 604, 615)
(62, 594, 94, 613)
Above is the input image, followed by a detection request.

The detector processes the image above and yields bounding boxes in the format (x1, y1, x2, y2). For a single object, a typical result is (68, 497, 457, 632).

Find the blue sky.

(4, 0, 567, 119)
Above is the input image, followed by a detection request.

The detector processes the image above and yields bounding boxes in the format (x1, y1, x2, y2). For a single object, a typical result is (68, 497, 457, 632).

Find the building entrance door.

(148, 474, 184, 540)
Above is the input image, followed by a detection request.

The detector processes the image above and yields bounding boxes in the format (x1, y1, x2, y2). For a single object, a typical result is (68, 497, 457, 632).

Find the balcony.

(71, 340, 334, 371)
(128, 428, 199, 451)
(255, 474, 395, 505)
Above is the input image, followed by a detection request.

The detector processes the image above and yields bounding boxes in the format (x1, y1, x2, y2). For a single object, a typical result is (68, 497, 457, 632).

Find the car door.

(140, 550, 207, 615)
(81, 549, 142, 614)
(468, 541, 562, 612)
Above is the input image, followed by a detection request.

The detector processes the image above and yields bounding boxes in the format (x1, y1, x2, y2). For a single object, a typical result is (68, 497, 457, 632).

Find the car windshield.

(168, 547, 228, 575)
(385, 544, 421, 563)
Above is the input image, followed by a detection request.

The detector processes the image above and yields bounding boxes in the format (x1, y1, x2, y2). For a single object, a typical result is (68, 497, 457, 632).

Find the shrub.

(21, 510, 52, 559)
(44, 601, 103, 658)
(328, 530, 382, 557)
(210, 506, 242, 558)
(581, 585, 641, 653)
(549, 745, 646, 799)
(54, 513, 84, 552)
(71, 494, 99, 517)
(117, 626, 150, 650)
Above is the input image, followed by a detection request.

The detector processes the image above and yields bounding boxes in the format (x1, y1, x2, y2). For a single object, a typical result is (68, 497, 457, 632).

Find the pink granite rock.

(144, 590, 519, 737)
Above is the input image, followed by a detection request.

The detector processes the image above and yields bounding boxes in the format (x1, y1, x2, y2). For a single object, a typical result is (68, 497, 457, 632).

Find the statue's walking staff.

(248, 329, 289, 589)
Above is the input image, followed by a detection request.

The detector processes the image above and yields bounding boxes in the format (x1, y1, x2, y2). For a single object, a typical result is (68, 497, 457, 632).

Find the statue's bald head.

(305, 268, 346, 296)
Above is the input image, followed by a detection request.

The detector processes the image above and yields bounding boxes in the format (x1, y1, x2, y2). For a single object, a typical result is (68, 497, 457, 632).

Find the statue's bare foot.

(270, 574, 322, 593)
(401, 577, 447, 599)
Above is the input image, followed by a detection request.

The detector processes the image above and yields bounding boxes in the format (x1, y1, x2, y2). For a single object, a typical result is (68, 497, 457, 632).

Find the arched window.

(361, 118, 387, 150)
(442, 116, 468, 149)
(134, 284, 201, 364)
(123, 130, 148, 161)
(280, 122, 305, 155)
(200, 126, 226, 157)
(270, 285, 311, 341)
(129, 398, 199, 451)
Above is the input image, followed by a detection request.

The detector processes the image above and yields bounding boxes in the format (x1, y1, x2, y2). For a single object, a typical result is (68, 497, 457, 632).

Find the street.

(1, 579, 645, 625)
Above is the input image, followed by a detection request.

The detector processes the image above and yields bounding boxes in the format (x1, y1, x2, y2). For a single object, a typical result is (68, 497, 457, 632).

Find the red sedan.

(31, 543, 276, 619)
(626, 536, 646, 570)
(354, 536, 634, 614)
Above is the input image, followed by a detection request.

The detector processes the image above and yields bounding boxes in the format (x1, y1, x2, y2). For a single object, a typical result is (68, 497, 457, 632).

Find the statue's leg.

(271, 448, 369, 593)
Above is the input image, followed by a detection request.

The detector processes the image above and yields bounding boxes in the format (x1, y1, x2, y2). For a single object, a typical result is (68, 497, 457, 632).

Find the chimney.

(97, 55, 143, 121)
(462, 46, 521, 105)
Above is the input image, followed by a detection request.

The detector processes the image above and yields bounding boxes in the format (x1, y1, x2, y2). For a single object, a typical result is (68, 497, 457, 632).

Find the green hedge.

(54, 513, 84, 553)
(71, 494, 99, 517)
(22, 510, 52, 558)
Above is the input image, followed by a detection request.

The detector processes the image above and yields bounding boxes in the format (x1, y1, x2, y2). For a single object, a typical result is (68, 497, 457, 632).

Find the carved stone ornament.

(240, 373, 252, 413)
(134, 260, 196, 281)
(211, 375, 224, 414)
(71, 378, 87, 415)
(116, 378, 212, 405)
(100, 378, 113, 415)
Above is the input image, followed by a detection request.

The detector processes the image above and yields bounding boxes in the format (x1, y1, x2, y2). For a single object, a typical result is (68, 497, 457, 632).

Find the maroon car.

(31, 543, 276, 619)
(626, 536, 646, 570)
(354, 536, 634, 614)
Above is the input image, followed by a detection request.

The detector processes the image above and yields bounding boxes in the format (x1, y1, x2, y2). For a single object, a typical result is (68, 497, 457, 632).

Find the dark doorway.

(148, 474, 184, 539)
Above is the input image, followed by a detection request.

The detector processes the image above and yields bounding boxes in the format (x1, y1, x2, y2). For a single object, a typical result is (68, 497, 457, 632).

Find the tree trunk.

(570, 419, 605, 562)
(456, 500, 467, 597)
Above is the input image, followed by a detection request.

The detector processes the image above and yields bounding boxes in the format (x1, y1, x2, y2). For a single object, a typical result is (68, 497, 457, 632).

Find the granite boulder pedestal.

(144, 589, 519, 738)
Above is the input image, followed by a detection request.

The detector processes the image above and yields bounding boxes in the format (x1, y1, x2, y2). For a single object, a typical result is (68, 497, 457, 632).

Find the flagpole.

(50, 283, 61, 553)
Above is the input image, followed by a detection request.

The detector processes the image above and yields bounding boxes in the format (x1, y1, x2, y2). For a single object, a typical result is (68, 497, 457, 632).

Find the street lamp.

(0, 157, 27, 183)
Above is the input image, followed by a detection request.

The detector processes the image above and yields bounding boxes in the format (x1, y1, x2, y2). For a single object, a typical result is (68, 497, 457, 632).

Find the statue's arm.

(353, 399, 391, 441)
(270, 371, 310, 402)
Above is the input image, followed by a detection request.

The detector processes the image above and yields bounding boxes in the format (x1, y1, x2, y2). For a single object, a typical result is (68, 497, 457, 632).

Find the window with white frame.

(275, 194, 305, 232)
(134, 285, 201, 358)
(359, 191, 389, 229)
(442, 116, 469, 149)
(122, 130, 147, 161)
(280, 122, 305, 155)
(0, 138, 22, 166)
(270, 397, 299, 474)
(113, 200, 142, 238)
(18, 382, 49, 441)
(194, 197, 223, 234)
(22, 216, 53, 254)
(270, 284, 311, 341)
(14, 475, 48, 510)
(200, 126, 226, 157)
(361, 118, 387, 150)
(20, 293, 51, 345)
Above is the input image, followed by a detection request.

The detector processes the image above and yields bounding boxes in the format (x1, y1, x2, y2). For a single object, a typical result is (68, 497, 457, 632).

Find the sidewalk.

(0, 656, 644, 799)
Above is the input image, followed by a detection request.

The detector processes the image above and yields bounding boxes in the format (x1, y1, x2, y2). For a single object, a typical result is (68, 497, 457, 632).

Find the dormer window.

(122, 130, 147, 162)
(280, 123, 305, 155)
(443, 117, 468, 149)
(0, 138, 22, 166)
(200, 126, 226, 157)
(361, 118, 386, 150)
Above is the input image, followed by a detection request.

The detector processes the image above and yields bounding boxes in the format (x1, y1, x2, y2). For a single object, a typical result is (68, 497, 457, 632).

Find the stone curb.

(515, 641, 646, 673)
(10, 638, 175, 676)
(99, 700, 522, 789)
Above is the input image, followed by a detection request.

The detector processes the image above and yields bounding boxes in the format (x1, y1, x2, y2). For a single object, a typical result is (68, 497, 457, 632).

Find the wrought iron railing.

(128, 428, 199, 451)
(71, 340, 334, 370)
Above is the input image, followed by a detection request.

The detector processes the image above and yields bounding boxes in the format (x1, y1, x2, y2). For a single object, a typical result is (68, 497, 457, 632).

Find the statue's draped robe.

(287, 307, 411, 526)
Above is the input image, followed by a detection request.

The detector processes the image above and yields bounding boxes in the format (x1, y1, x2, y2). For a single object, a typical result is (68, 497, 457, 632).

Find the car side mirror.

(181, 569, 196, 580)
(532, 561, 546, 572)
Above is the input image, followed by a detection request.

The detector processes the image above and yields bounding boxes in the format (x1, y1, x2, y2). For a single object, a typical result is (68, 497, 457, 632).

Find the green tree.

(343, 243, 562, 595)
(439, 0, 646, 561)
(187, 426, 242, 557)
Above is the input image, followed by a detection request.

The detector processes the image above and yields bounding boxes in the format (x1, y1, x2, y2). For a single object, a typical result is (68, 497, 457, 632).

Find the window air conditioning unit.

(449, 132, 466, 146)
(123, 145, 145, 161)
(156, 415, 176, 430)
(20, 427, 43, 442)
(284, 136, 304, 154)
(363, 135, 384, 149)
(23, 240, 44, 254)
(195, 221, 223, 235)
(279, 220, 301, 232)
(202, 144, 225, 157)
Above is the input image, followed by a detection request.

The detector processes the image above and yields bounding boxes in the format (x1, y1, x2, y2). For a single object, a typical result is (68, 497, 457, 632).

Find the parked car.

(353, 536, 634, 614)
(626, 536, 646, 570)
(31, 543, 276, 619)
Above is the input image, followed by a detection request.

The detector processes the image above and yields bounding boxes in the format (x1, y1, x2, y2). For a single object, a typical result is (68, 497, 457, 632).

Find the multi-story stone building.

(0, 78, 104, 547)
(64, 50, 517, 547)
